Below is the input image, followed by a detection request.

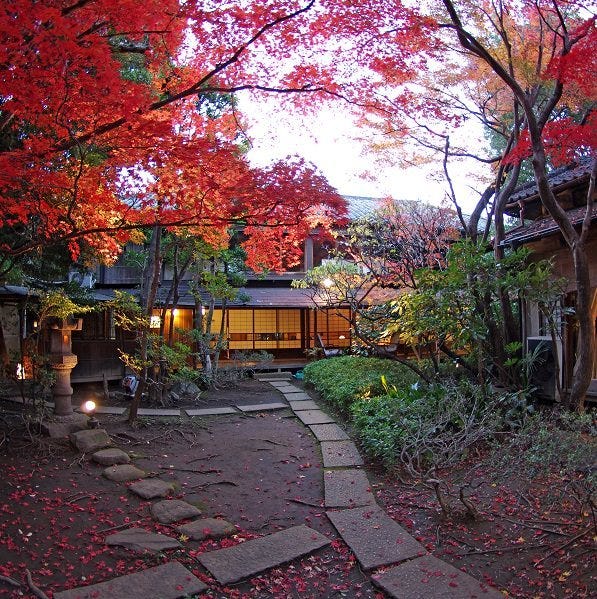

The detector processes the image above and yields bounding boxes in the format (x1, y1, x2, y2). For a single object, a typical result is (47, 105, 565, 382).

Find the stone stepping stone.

(70, 429, 111, 453)
(136, 408, 181, 416)
(106, 527, 181, 552)
(177, 517, 236, 540)
(295, 409, 335, 425)
(236, 402, 288, 412)
(372, 554, 503, 598)
(258, 373, 293, 381)
(288, 400, 319, 411)
(321, 440, 364, 467)
(95, 406, 127, 415)
(53, 561, 207, 599)
(92, 448, 131, 466)
(272, 385, 300, 393)
(129, 478, 175, 499)
(185, 407, 237, 416)
(309, 423, 350, 442)
(103, 464, 147, 482)
(324, 469, 376, 508)
(327, 506, 426, 570)
(151, 499, 202, 524)
(198, 524, 330, 585)
(283, 392, 311, 400)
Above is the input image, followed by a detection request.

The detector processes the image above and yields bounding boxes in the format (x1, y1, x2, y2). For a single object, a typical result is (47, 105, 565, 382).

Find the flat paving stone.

(95, 406, 127, 415)
(236, 402, 288, 412)
(309, 423, 350, 441)
(288, 400, 320, 411)
(321, 440, 364, 467)
(372, 554, 503, 598)
(185, 407, 238, 416)
(272, 385, 300, 393)
(283, 392, 312, 400)
(106, 528, 181, 552)
(92, 448, 131, 466)
(54, 561, 207, 599)
(327, 507, 426, 570)
(176, 517, 236, 540)
(103, 464, 147, 482)
(198, 524, 330, 585)
(324, 469, 376, 508)
(295, 409, 336, 425)
(129, 478, 175, 499)
(136, 408, 181, 416)
(151, 499, 202, 524)
(70, 428, 111, 453)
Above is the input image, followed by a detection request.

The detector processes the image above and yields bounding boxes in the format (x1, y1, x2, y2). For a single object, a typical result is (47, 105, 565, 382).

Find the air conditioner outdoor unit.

(526, 336, 556, 400)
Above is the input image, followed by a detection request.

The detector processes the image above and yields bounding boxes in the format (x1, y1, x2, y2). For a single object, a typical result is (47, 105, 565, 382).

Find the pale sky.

(242, 99, 487, 215)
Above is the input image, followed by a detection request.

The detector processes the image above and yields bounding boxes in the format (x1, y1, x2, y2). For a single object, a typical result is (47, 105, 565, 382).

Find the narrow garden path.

(0, 375, 502, 598)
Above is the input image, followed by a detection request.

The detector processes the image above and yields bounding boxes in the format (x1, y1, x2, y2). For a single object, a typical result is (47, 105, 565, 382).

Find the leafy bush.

(496, 411, 596, 483)
(351, 381, 499, 471)
(303, 355, 418, 413)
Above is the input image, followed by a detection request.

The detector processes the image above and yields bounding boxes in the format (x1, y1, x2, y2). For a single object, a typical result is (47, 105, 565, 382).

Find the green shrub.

(303, 355, 418, 413)
(351, 381, 498, 471)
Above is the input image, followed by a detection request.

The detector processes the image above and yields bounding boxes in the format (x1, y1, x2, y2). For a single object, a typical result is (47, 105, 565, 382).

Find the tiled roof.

(507, 159, 594, 206)
(344, 196, 382, 220)
(503, 203, 597, 246)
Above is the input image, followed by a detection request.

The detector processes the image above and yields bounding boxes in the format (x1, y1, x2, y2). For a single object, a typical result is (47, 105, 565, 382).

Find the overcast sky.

(242, 99, 486, 214)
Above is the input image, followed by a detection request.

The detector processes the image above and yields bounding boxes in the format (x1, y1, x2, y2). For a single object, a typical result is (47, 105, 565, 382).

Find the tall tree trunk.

(128, 225, 162, 424)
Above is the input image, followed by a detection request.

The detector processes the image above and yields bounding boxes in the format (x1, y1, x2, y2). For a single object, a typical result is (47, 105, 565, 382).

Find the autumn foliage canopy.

(1, 0, 594, 273)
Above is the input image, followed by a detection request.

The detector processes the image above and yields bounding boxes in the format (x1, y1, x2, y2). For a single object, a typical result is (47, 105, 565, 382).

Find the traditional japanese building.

(502, 159, 597, 400)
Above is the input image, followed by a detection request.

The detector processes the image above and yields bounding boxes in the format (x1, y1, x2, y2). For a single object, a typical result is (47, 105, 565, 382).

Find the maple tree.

(0, 0, 359, 277)
(344, 0, 595, 409)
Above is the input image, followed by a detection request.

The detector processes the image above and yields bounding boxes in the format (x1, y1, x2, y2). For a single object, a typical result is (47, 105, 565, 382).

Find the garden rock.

(92, 448, 130, 465)
(176, 517, 236, 540)
(69, 428, 111, 453)
(151, 499, 202, 524)
(103, 464, 147, 482)
(129, 478, 175, 499)
(106, 528, 181, 552)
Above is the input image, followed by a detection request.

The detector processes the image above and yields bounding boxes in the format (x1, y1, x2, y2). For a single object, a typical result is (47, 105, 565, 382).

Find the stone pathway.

(53, 561, 206, 599)
(43, 373, 502, 598)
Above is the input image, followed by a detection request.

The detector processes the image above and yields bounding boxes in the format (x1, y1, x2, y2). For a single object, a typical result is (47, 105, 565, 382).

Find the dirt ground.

(0, 378, 381, 598)
(0, 377, 595, 598)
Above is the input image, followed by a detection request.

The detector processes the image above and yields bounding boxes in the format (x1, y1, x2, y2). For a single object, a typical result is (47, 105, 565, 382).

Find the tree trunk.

(128, 225, 162, 424)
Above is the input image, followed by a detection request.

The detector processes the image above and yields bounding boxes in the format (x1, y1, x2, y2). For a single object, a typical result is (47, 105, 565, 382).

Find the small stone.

(106, 528, 181, 552)
(103, 464, 147, 482)
(92, 448, 131, 466)
(151, 500, 202, 524)
(129, 478, 175, 499)
(70, 428, 111, 453)
(177, 518, 236, 540)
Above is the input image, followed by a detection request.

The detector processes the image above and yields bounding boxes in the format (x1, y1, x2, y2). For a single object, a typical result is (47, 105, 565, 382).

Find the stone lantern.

(44, 316, 86, 435)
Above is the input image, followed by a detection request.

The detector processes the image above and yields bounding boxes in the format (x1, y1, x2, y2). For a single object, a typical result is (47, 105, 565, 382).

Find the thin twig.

(502, 516, 571, 536)
(185, 454, 220, 464)
(460, 542, 548, 556)
(25, 569, 49, 599)
(534, 527, 593, 566)
(67, 494, 94, 504)
(287, 498, 322, 508)
(159, 466, 221, 474)
(97, 519, 142, 534)
(0, 574, 21, 587)
(191, 480, 238, 490)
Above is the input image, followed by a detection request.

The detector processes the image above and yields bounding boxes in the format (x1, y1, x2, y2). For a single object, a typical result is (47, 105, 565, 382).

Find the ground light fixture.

(81, 400, 99, 428)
